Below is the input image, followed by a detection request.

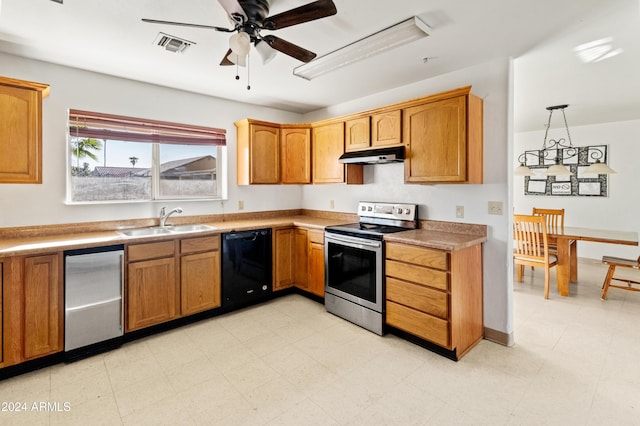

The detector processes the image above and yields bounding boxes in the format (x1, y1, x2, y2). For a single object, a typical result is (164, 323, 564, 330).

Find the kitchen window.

(67, 109, 226, 203)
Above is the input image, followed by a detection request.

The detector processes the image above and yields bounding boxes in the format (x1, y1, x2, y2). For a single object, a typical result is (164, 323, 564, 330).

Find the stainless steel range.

(324, 202, 418, 335)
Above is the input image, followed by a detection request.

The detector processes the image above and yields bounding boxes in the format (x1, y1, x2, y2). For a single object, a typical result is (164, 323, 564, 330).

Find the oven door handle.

(325, 233, 382, 249)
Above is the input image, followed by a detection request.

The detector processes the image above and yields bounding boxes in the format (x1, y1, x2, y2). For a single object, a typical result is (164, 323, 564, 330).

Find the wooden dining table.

(549, 226, 639, 296)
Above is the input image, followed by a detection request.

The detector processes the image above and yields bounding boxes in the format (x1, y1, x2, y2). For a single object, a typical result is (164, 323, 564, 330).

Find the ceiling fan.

(142, 0, 337, 67)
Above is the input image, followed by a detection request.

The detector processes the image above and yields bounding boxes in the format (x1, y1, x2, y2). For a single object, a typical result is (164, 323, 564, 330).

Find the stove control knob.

(404, 208, 411, 215)
(367, 206, 373, 211)
(396, 208, 403, 214)
(361, 205, 367, 211)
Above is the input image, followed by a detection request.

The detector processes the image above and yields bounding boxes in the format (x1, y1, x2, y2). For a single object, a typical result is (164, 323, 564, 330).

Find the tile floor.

(1, 259, 639, 425)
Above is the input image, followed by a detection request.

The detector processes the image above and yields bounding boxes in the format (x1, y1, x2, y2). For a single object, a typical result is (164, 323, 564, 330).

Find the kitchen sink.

(118, 224, 217, 237)
(168, 224, 217, 233)
(118, 227, 174, 237)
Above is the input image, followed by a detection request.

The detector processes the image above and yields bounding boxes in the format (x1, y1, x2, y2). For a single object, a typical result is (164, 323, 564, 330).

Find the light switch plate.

(456, 205, 464, 218)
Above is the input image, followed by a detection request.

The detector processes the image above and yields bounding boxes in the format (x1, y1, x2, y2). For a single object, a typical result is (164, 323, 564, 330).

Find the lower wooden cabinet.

(385, 242, 483, 360)
(126, 236, 221, 332)
(0, 253, 63, 368)
(180, 236, 221, 315)
(294, 229, 309, 290)
(127, 256, 178, 332)
(307, 230, 325, 297)
(274, 228, 295, 291)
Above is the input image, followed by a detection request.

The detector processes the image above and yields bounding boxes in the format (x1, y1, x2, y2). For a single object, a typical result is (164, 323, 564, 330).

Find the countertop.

(0, 214, 487, 257)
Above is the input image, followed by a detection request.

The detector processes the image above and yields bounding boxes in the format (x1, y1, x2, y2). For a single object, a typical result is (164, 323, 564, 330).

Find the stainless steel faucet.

(159, 206, 183, 227)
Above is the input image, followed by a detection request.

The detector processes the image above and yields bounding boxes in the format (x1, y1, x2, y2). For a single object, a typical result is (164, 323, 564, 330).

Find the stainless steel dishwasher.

(64, 244, 124, 359)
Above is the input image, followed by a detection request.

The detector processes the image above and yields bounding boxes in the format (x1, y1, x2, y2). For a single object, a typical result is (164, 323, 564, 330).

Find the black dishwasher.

(221, 228, 272, 312)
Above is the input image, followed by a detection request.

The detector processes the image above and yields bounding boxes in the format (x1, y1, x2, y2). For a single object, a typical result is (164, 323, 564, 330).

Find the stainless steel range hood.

(338, 146, 405, 165)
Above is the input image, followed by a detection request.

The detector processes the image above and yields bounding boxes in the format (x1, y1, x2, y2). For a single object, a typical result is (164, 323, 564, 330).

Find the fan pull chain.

(235, 57, 240, 80)
(246, 54, 251, 90)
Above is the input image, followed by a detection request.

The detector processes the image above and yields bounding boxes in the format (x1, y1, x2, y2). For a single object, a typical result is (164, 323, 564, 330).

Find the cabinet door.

(371, 110, 402, 147)
(312, 122, 345, 183)
(281, 127, 311, 184)
(250, 124, 280, 184)
(345, 117, 370, 152)
(294, 229, 309, 290)
(23, 254, 62, 359)
(274, 228, 294, 291)
(181, 251, 221, 316)
(127, 257, 177, 331)
(0, 261, 3, 365)
(308, 242, 325, 297)
(0, 83, 44, 184)
(404, 96, 468, 183)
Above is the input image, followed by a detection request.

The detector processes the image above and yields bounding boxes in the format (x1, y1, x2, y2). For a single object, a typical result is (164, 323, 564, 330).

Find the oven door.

(324, 232, 383, 313)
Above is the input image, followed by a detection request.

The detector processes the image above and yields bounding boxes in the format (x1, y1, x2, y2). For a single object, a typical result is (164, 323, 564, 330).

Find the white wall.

(0, 52, 304, 227)
(301, 58, 513, 341)
(514, 119, 640, 260)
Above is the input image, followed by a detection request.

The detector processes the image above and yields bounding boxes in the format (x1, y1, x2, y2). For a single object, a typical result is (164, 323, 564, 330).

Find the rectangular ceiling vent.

(154, 32, 196, 54)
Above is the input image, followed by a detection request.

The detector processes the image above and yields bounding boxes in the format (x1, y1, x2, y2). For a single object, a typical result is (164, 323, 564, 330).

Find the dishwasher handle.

(224, 229, 270, 241)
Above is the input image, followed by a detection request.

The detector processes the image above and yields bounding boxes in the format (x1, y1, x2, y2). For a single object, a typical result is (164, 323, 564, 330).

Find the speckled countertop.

(0, 212, 487, 257)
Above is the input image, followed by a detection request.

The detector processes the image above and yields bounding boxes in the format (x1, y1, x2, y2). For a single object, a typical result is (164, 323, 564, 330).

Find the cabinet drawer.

(180, 236, 220, 254)
(386, 259, 449, 291)
(386, 243, 448, 271)
(386, 277, 448, 319)
(128, 241, 175, 262)
(308, 229, 324, 244)
(386, 301, 449, 348)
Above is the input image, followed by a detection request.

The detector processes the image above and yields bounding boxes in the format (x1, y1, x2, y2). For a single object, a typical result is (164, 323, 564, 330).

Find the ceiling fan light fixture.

(293, 16, 431, 80)
(255, 40, 277, 64)
(229, 31, 250, 56)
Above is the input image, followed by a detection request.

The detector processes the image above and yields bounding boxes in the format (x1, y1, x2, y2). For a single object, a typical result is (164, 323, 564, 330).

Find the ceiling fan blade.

(141, 18, 233, 32)
(220, 48, 235, 66)
(217, 0, 247, 23)
(263, 35, 316, 63)
(263, 0, 337, 30)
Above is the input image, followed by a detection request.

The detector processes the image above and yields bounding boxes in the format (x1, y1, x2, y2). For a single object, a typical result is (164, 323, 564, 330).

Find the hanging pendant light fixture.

(515, 105, 574, 176)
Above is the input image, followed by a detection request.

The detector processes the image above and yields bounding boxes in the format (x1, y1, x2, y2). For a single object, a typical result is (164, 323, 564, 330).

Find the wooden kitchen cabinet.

(307, 230, 325, 297)
(0, 253, 63, 368)
(385, 242, 483, 360)
(273, 228, 295, 291)
(294, 228, 309, 290)
(126, 241, 178, 331)
(291, 227, 323, 297)
(236, 119, 280, 185)
(180, 236, 221, 316)
(345, 116, 370, 152)
(312, 122, 363, 185)
(0, 77, 49, 184)
(280, 126, 311, 184)
(403, 88, 483, 184)
(23, 254, 63, 360)
(371, 109, 402, 147)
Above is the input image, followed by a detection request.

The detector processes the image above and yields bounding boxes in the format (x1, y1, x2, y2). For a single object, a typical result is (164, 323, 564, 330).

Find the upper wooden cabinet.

(345, 117, 371, 152)
(236, 119, 280, 185)
(404, 89, 483, 184)
(312, 122, 345, 184)
(280, 126, 311, 184)
(371, 109, 402, 148)
(0, 76, 50, 184)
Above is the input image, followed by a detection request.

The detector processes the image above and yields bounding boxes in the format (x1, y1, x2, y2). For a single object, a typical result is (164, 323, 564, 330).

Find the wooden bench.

(601, 255, 640, 300)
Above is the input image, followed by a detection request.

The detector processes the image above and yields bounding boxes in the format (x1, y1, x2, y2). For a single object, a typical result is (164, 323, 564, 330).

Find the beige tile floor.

(1, 259, 639, 425)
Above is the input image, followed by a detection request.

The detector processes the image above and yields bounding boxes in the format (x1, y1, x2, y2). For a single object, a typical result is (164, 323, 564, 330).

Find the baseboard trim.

(484, 327, 514, 346)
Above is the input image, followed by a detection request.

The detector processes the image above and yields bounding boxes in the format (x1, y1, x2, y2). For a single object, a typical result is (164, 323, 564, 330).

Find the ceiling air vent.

(154, 32, 195, 54)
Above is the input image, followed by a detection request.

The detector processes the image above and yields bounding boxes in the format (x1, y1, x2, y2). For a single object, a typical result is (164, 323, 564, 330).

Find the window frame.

(65, 109, 227, 205)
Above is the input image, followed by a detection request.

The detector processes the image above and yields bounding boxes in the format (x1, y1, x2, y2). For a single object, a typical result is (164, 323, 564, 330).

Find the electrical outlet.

(330, 199, 335, 209)
(488, 201, 503, 215)
(456, 205, 464, 218)
(238, 200, 244, 210)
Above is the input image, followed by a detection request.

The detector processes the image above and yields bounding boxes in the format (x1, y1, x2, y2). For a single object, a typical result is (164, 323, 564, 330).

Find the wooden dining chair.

(600, 255, 640, 299)
(513, 214, 558, 299)
(532, 207, 577, 280)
